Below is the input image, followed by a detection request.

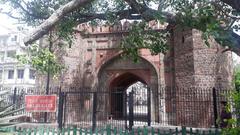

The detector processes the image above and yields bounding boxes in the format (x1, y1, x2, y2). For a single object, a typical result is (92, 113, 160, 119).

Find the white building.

(0, 25, 35, 88)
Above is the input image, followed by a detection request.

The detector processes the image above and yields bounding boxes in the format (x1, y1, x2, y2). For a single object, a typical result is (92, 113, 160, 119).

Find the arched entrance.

(97, 55, 159, 126)
(109, 73, 148, 120)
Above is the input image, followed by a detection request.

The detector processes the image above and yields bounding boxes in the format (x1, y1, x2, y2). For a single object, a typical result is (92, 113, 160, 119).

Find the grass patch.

(0, 132, 14, 135)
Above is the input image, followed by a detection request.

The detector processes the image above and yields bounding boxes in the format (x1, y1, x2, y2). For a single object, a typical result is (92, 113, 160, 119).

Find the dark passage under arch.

(110, 73, 149, 122)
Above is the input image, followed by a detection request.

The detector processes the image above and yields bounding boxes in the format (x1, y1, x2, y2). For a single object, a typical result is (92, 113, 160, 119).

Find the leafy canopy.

(121, 21, 169, 62)
(17, 44, 64, 76)
(220, 65, 240, 135)
(222, 91, 240, 135)
(234, 65, 240, 91)
(1, 0, 240, 58)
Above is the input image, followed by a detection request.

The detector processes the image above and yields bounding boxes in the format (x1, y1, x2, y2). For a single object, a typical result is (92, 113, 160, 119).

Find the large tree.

(1, 0, 240, 56)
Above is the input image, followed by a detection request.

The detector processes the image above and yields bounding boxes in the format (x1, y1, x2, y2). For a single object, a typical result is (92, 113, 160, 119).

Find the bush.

(221, 91, 240, 135)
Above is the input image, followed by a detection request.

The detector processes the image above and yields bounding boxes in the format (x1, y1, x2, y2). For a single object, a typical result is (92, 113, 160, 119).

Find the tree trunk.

(23, 0, 93, 45)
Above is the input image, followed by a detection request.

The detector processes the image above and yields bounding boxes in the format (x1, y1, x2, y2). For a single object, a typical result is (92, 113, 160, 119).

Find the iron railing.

(0, 87, 232, 131)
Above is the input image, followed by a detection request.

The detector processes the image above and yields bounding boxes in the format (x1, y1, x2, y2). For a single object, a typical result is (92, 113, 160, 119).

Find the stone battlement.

(76, 20, 168, 34)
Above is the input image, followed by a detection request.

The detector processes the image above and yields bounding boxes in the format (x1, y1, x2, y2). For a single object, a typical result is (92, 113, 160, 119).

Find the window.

(0, 52, 4, 62)
(0, 70, 2, 81)
(29, 69, 35, 79)
(0, 39, 7, 45)
(3, 39, 6, 45)
(11, 35, 17, 41)
(17, 69, 24, 79)
(8, 70, 14, 79)
(7, 50, 16, 58)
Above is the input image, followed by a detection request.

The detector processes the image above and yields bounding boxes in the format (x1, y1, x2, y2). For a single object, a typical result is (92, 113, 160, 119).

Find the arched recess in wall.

(97, 54, 159, 91)
(109, 72, 147, 90)
(97, 54, 160, 122)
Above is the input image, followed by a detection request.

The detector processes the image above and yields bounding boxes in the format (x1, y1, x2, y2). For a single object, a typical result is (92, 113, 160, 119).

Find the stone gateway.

(47, 21, 233, 128)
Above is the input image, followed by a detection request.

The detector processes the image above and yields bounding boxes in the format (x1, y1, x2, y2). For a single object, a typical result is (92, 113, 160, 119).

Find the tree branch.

(75, 9, 142, 22)
(124, 0, 175, 22)
(22, 0, 240, 52)
(158, 0, 165, 11)
(23, 0, 174, 45)
(24, 0, 94, 45)
(0, 11, 20, 20)
(124, 0, 147, 14)
(11, 0, 47, 20)
(221, 0, 240, 11)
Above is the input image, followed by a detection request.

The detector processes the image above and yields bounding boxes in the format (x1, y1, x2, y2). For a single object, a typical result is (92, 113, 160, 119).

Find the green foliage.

(221, 91, 240, 135)
(17, 44, 64, 76)
(234, 66, 240, 91)
(56, 17, 77, 48)
(220, 64, 240, 134)
(222, 127, 240, 135)
(2, 0, 240, 61)
(172, 0, 234, 47)
(229, 92, 240, 123)
(121, 21, 169, 62)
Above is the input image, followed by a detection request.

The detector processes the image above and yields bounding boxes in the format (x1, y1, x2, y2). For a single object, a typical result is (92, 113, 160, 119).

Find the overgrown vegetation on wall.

(234, 65, 240, 92)
(221, 67, 240, 135)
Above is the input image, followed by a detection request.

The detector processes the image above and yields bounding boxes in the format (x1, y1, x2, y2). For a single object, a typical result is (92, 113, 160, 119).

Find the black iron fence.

(0, 87, 232, 130)
(57, 87, 230, 130)
(156, 87, 229, 128)
(62, 89, 150, 131)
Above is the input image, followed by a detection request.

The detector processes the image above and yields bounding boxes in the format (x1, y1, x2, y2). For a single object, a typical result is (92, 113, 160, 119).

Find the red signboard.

(25, 95, 57, 112)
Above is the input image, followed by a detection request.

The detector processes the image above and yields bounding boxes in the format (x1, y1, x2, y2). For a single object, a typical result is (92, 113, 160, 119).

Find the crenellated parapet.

(76, 20, 168, 34)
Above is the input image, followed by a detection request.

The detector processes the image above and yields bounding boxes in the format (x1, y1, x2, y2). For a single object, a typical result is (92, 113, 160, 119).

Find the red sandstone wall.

(39, 22, 233, 128)
(60, 21, 166, 89)
(172, 27, 233, 127)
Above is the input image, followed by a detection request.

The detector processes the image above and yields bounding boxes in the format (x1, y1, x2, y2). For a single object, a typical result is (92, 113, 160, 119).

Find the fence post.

(12, 87, 17, 117)
(124, 92, 128, 130)
(58, 92, 64, 130)
(13, 87, 17, 104)
(181, 126, 186, 135)
(129, 91, 134, 131)
(212, 87, 218, 128)
(63, 93, 67, 127)
(106, 125, 111, 135)
(147, 87, 151, 126)
(92, 92, 97, 132)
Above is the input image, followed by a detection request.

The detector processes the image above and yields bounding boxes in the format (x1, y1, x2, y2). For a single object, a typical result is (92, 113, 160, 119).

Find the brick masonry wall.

(192, 29, 233, 89)
(173, 27, 195, 88)
(38, 22, 233, 127)
(60, 35, 163, 91)
(173, 27, 233, 89)
(172, 27, 233, 127)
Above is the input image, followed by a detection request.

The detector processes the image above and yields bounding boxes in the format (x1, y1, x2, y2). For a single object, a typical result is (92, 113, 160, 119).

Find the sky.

(232, 52, 240, 66)
(0, 14, 19, 34)
(0, 11, 240, 66)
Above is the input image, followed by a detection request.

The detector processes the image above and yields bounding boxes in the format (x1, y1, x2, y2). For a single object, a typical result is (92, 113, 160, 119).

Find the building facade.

(0, 26, 36, 89)
(50, 21, 234, 128)
(59, 22, 233, 90)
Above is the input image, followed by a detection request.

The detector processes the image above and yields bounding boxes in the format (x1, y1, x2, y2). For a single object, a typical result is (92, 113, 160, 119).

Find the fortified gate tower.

(53, 21, 233, 128)
(61, 21, 232, 90)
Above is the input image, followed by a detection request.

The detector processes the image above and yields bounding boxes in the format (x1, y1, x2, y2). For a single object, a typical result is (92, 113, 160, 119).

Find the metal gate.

(57, 87, 151, 130)
(127, 86, 151, 130)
